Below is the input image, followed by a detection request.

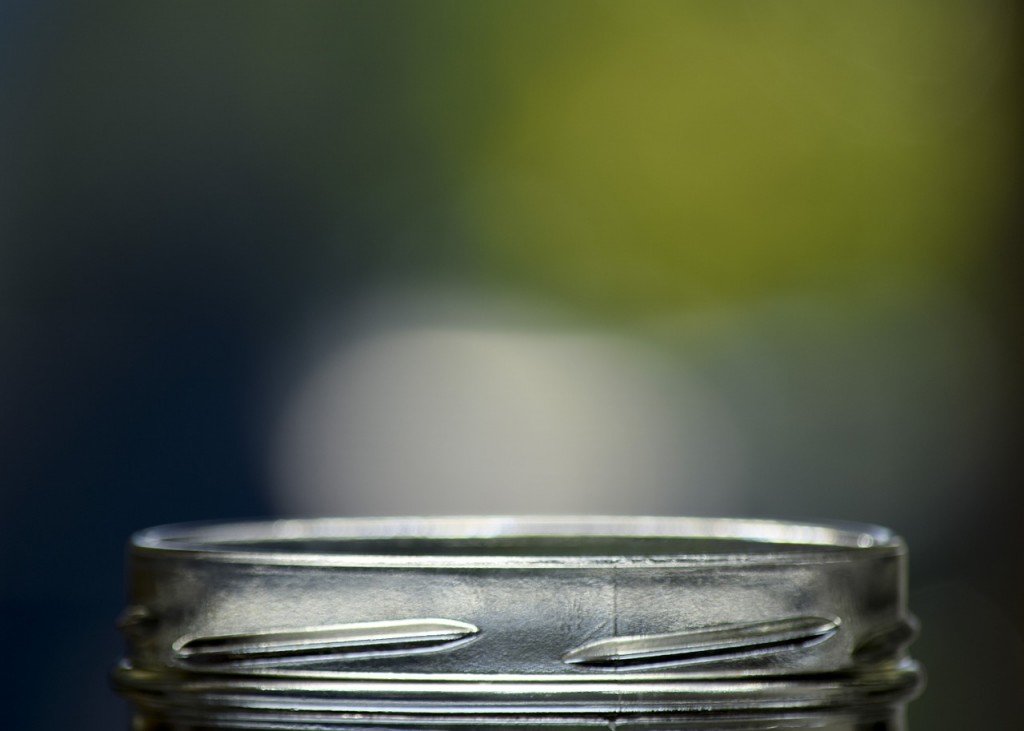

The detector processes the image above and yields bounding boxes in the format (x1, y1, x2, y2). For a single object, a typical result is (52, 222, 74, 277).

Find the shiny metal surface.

(114, 516, 922, 728)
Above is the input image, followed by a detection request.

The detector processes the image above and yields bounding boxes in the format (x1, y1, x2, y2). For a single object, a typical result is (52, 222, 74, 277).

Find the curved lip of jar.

(131, 515, 904, 569)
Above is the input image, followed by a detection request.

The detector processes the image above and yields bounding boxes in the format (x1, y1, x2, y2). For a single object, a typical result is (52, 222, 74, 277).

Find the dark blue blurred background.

(2, 2, 1022, 729)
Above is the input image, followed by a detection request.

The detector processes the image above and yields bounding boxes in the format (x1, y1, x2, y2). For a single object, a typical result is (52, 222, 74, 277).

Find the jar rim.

(131, 515, 903, 569)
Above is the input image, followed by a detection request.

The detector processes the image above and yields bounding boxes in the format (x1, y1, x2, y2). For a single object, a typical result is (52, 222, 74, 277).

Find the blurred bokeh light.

(271, 289, 744, 516)
(1, 2, 1021, 729)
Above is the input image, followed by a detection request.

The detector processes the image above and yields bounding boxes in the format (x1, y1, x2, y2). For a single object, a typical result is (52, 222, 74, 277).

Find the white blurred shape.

(272, 298, 742, 516)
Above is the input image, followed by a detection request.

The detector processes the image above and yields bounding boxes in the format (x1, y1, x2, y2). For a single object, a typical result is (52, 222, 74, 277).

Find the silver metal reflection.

(561, 615, 842, 668)
(113, 516, 923, 729)
(173, 618, 481, 667)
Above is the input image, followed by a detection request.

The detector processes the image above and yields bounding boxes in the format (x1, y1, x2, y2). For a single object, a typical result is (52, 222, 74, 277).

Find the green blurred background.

(1, 2, 1021, 728)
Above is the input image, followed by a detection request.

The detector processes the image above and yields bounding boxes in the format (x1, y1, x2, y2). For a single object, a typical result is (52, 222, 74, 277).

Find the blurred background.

(1, 2, 1021, 729)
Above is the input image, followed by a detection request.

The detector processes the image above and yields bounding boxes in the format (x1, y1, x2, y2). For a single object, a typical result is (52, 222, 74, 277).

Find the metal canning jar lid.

(113, 516, 923, 729)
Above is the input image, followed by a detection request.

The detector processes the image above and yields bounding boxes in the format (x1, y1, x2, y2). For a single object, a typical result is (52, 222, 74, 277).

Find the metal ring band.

(114, 516, 922, 726)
